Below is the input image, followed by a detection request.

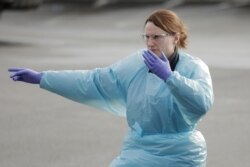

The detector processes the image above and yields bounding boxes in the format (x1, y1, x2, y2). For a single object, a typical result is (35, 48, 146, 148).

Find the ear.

(173, 33, 180, 45)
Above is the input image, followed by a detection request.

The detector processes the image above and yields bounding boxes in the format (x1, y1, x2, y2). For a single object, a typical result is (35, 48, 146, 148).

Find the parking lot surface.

(0, 2, 250, 167)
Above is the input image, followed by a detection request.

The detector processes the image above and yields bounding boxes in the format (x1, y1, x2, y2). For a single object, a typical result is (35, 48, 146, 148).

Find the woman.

(9, 9, 214, 167)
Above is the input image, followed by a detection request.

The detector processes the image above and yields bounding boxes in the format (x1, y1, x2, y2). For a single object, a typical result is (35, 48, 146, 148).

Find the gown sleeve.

(39, 54, 137, 117)
(165, 55, 214, 124)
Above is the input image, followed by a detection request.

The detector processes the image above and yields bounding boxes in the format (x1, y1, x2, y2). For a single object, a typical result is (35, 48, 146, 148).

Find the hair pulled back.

(145, 9, 188, 49)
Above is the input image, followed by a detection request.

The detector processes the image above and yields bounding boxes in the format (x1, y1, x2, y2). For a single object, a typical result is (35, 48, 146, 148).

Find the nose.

(146, 37, 155, 47)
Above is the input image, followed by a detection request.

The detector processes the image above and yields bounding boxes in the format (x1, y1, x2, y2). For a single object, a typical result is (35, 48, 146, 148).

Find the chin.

(154, 51, 161, 57)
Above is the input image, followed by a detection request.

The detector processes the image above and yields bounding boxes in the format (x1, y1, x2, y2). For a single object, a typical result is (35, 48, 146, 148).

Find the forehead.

(144, 22, 165, 34)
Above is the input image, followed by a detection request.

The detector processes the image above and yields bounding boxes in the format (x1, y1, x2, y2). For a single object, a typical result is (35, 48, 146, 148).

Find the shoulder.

(111, 49, 145, 69)
(105, 49, 146, 89)
(176, 52, 210, 76)
(178, 52, 208, 69)
(121, 49, 144, 63)
(179, 52, 203, 63)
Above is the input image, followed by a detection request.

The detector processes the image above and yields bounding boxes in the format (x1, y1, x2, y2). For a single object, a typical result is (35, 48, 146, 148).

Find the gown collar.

(168, 48, 179, 71)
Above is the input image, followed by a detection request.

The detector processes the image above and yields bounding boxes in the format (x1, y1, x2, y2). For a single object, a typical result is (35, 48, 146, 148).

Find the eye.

(141, 34, 168, 41)
(142, 34, 149, 40)
(153, 35, 161, 40)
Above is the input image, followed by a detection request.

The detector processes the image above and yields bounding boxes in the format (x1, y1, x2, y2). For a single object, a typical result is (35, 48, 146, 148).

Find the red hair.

(145, 9, 188, 49)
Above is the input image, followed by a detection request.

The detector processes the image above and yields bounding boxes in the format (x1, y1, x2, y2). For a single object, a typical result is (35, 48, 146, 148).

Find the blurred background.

(1, 0, 250, 167)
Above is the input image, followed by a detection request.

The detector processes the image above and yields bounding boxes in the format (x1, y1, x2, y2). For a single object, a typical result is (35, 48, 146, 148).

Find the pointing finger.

(8, 68, 25, 72)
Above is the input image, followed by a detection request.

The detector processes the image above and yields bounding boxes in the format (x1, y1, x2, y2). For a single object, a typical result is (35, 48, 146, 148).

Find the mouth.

(148, 48, 157, 52)
(149, 49, 160, 56)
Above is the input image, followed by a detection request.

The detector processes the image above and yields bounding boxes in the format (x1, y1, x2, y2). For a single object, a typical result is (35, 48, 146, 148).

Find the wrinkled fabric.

(40, 49, 214, 167)
(110, 130, 207, 167)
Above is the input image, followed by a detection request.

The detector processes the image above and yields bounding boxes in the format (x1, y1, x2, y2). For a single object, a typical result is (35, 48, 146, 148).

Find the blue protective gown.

(40, 49, 214, 167)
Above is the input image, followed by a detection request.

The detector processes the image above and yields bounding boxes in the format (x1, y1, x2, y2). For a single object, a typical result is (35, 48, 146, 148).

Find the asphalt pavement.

(0, 2, 250, 167)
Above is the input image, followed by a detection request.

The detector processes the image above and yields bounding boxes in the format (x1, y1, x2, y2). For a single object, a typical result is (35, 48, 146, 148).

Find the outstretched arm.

(8, 67, 127, 116)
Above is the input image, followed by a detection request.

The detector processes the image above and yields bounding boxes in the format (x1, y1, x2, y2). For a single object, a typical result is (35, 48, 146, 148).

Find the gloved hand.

(8, 68, 42, 84)
(143, 50, 172, 81)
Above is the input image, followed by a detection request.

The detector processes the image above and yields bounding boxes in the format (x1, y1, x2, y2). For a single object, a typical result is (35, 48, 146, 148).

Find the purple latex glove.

(143, 50, 172, 81)
(8, 68, 42, 84)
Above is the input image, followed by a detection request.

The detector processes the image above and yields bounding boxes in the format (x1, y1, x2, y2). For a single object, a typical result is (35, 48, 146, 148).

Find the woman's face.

(144, 22, 178, 57)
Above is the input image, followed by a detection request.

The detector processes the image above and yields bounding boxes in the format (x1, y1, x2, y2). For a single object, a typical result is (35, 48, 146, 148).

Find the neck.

(168, 47, 177, 60)
(168, 48, 179, 71)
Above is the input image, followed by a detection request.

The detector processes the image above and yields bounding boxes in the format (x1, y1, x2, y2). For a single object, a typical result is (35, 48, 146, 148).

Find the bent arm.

(166, 61, 214, 124)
